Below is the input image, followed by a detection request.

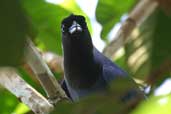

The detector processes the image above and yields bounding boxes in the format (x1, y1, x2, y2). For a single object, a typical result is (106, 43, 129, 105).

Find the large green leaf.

(151, 10, 171, 70)
(12, 103, 30, 114)
(96, 0, 136, 40)
(125, 10, 171, 86)
(0, 89, 20, 114)
(125, 13, 155, 79)
(0, 0, 28, 66)
(21, 0, 70, 55)
(21, 0, 91, 55)
(132, 95, 171, 114)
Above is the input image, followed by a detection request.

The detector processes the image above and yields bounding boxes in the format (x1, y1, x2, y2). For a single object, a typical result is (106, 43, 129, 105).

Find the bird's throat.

(63, 37, 100, 89)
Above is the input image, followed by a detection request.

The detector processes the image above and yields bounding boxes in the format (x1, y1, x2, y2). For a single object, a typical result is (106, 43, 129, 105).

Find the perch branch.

(25, 38, 69, 105)
(42, 52, 64, 75)
(0, 67, 54, 114)
(103, 0, 158, 58)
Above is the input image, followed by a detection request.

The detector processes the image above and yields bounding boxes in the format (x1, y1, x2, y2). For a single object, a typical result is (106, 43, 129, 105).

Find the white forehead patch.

(69, 21, 82, 34)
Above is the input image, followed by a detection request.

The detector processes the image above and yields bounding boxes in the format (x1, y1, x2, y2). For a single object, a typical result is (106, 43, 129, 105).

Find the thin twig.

(0, 67, 54, 114)
(25, 38, 69, 105)
(103, 0, 158, 58)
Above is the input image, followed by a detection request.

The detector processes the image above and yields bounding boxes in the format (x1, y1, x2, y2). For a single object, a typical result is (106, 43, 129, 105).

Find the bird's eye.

(78, 16, 85, 21)
(77, 16, 85, 23)
(75, 16, 86, 28)
(61, 25, 65, 32)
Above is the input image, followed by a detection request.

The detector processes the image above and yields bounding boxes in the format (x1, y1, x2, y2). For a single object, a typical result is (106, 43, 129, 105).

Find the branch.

(103, 0, 158, 58)
(0, 67, 54, 114)
(25, 39, 69, 105)
(42, 52, 64, 75)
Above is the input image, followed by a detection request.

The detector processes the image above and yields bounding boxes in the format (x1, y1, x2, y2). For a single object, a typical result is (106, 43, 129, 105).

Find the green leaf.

(21, 0, 70, 55)
(0, 0, 28, 66)
(12, 103, 30, 114)
(21, 0, 91, 55)
(131, 95, 171, 114)
(151, 10, 171, 70)
(0, 89, 20, 114)
(125, 10, 171, 84)
(96, 0, 136, 40)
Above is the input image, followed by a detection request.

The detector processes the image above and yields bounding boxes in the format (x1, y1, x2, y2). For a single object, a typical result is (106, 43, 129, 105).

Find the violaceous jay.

(61, 14, 144, 102)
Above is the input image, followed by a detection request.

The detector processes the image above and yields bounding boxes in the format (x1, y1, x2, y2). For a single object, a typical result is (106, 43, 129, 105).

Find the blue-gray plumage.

(61, 14, 144, 102)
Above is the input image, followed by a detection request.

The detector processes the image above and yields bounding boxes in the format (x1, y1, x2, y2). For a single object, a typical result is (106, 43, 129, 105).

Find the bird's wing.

(102, 65, 127, 83)
(61, 80, 72, 99)
(93, 48, 145, 101)
(93, 47, 128, 82)
(102, 64, 146, 102)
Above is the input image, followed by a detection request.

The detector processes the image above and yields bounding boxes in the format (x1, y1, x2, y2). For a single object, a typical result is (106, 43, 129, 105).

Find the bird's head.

(61, 14, 88, 38)
(61, 14, 93, 57)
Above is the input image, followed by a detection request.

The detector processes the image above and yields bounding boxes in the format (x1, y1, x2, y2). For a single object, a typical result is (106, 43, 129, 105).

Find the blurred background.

(0, 0, 171, 114)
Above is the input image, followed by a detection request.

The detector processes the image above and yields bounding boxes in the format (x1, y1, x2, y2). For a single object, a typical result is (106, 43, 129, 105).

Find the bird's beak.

(69, 21, 82, 34)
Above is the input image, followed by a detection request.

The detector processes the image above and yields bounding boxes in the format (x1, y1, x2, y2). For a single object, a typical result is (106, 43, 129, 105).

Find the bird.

(61, 14, 145, 102)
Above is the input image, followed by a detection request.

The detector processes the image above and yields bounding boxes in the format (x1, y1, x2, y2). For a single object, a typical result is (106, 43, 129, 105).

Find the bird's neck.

(63, 37, 95, 71)
(63, 34, 101, 88)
